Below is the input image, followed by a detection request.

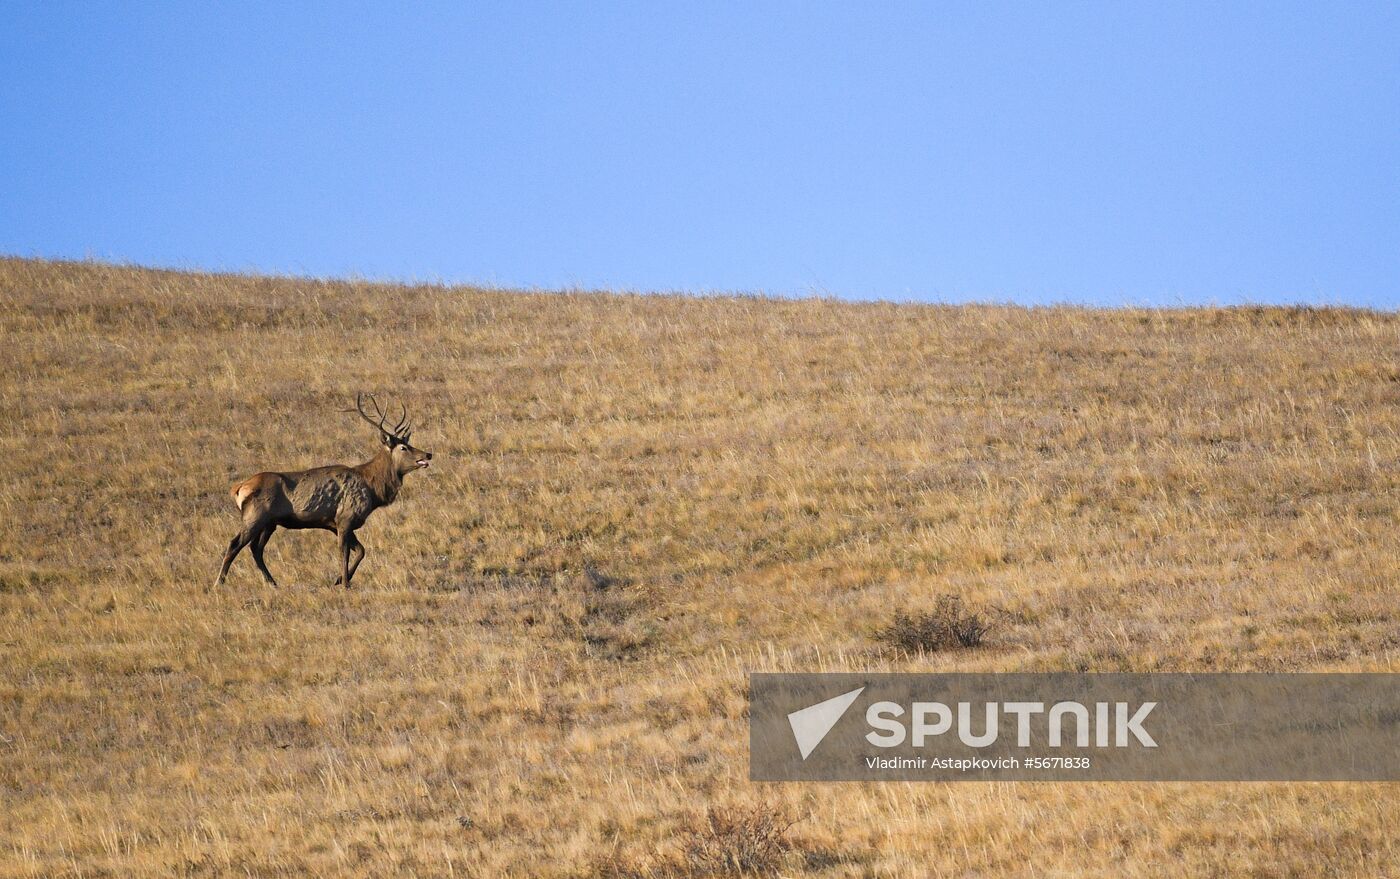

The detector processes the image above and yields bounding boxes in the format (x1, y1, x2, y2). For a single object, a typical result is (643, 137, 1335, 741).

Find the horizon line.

(3, 250, 1393, 314)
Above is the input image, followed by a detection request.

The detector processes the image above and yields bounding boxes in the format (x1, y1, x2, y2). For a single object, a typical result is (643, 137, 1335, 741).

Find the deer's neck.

(356, 449, 403, 506)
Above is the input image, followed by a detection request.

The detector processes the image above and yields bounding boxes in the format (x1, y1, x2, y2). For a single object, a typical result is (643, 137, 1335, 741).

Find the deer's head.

(356, 392, 433, 476)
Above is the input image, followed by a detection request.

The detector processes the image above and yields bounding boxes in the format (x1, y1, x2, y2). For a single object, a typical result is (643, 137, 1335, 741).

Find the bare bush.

(877, 594, 991, 653)
(681, 803, 798, 876)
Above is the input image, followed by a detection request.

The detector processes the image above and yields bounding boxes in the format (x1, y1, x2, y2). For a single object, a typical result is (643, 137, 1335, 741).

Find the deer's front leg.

(336, 530, 357, 589)
(333, 533, 365, 587)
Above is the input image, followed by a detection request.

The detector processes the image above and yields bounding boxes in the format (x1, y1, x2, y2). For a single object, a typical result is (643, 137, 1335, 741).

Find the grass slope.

(1, 257, 1398, 876)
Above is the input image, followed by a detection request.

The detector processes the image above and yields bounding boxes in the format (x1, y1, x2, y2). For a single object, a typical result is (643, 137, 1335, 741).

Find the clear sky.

(2, 3, 1397, 307)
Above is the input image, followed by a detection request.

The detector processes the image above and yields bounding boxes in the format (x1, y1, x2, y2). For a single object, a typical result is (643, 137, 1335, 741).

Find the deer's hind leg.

(249, 525, 279, 587)
(215, 523, 258, 587)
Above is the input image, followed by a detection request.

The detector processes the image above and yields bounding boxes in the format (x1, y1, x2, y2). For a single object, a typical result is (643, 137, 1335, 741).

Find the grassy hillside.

(1, 257, 1398, 877)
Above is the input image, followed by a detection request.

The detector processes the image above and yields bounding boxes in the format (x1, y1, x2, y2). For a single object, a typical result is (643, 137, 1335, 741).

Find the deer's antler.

(354, 392, 412, 442)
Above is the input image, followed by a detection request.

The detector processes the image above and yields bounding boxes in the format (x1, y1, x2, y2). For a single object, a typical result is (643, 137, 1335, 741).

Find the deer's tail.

(230, 474, 268, 512)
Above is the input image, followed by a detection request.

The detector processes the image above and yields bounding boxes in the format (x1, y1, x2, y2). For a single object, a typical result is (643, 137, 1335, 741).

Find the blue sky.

(2, 2, 1397, 306)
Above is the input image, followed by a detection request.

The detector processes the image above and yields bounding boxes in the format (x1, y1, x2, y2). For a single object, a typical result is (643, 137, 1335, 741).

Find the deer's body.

(216, 394, 431, 588)
(231, 454, 403, 531)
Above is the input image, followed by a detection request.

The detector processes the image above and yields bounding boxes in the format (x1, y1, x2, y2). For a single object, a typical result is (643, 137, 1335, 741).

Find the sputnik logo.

(787, 686, 865, 759)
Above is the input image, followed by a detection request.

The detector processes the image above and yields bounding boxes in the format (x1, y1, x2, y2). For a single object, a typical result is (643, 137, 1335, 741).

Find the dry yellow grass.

(1, 257, 1398, 877)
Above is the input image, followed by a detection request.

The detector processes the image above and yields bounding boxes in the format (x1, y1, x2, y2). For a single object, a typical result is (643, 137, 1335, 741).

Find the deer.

(215, 393, 433, 589)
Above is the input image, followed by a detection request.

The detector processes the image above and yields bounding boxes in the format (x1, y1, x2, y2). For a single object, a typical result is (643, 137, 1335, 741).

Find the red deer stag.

(216, 393, 432, 588)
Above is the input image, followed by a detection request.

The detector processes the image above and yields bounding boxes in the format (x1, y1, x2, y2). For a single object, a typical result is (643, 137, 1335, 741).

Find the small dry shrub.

(878, 594, 991, 653)
(582, 804, 800, 879)
(681, 802, 798, 876)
